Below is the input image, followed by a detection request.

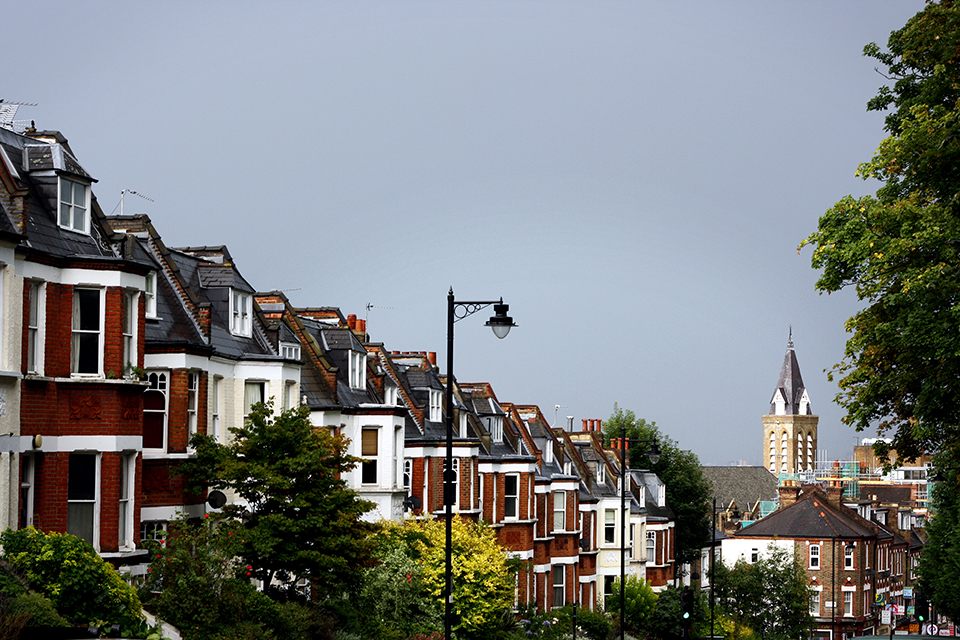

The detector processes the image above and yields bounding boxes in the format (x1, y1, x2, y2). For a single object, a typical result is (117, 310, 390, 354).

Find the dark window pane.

(76, 290, 99, 330)
(75, 334, 99, 373)
(144, 413, 164, 449)
(362, 460, 377, 484)
(68, 455, 95, 500)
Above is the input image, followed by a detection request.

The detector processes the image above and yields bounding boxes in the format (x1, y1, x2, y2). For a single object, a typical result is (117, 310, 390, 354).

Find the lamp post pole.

(618, 424, 660, 640)
(444, 288, 514, 640)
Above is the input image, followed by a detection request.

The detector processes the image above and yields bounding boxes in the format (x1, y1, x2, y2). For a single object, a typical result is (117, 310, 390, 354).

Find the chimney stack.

(778, 480, 801, 508)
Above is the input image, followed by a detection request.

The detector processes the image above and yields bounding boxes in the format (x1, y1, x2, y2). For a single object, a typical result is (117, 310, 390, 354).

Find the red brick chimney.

(824, 480, 844, 508)
(778, 480, 801, 508)
(427, 352, 436, 366)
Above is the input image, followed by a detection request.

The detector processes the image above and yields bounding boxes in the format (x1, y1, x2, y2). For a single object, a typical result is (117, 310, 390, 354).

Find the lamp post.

(618, 424, 661, 640)
(444, 288, 515, 640)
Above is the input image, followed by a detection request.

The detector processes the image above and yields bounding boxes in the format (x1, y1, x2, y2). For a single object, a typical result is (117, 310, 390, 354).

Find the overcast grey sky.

(6, 1, 923, 465)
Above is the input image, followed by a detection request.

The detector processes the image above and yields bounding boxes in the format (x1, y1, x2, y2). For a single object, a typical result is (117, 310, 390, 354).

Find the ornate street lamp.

(444, 288, 516, 640)
(618, 425, 660, 640)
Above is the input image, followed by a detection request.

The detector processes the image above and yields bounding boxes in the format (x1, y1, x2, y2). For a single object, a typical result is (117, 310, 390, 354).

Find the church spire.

(770, 329, 811, 416)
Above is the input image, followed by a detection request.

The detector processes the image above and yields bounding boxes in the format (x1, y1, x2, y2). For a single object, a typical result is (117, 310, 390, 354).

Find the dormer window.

(230, 290, 252, 337)
(59, 177, 89, 233)
(280, 342, 301, 360)
(384, 384, 398, 406)
(429, 389, 442, 422)
(349, 350, 366, 389)
(489, 416, 503, 443)
(144, 272, 158, 318)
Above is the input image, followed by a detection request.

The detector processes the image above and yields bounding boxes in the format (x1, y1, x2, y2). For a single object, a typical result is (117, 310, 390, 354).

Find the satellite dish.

(207, 490, 227, 509)
(402, 495, 422, 511)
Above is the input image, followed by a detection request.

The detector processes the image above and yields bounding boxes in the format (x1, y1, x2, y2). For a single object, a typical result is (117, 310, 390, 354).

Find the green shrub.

(0, 527, 144, 629)
(7, 592, 69, 627)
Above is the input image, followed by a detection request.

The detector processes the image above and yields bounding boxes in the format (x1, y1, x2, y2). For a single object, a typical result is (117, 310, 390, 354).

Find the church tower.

(762, 330, 818, 476)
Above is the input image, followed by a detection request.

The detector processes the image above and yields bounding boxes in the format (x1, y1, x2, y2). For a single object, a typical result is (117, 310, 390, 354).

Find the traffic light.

(680, 587, 695, 622)
(916, 594, 929, 623)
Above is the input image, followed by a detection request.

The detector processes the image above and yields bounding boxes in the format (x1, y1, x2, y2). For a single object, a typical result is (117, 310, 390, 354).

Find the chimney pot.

(427, 352, 437, 365)
(347, 314, 357, 330)
(582, 419, 589, 432)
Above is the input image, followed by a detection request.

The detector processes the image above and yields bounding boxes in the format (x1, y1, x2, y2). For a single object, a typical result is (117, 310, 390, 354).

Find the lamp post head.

(485, 302, 516, 339)
(646, 441, 662, 465)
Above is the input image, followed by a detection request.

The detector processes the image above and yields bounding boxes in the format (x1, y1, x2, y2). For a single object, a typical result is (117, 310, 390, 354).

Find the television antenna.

(365, 302, 394, 324)
(119, 189, 155, 215)
(0, 100, 38, 132)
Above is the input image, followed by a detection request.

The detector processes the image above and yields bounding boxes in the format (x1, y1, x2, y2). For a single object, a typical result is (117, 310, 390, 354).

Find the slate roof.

(0, 126, 123, 260)
(735, 488, 875, 540)
(770, 330, 811, 415)
(702, 466, 779, 512)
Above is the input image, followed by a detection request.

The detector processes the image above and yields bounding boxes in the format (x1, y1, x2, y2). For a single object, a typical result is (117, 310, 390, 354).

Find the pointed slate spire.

(770, 328, 810, 415)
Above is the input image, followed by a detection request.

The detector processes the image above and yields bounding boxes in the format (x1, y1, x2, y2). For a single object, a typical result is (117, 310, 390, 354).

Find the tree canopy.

(714, 546, 812, 640)
(800, 0, 960, 463)
(184, 402, 378, 599)
(602, 404, 712, 565)
(361, 517, 517, 640)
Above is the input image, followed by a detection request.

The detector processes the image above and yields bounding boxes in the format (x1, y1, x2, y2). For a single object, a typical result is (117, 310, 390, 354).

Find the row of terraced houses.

(0, 121, 677, 612)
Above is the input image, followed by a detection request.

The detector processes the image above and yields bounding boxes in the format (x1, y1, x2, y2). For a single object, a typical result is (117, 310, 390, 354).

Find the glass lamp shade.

(486, 303, 516, 339)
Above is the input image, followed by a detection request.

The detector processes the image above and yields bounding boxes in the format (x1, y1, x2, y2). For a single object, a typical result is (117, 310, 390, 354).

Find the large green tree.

(917, 451, 960, 620)
(184, 402, 378, 600)
(799, 1, 960, 463)
(714, 546, 812, 640)
(602, 404, 712, 565)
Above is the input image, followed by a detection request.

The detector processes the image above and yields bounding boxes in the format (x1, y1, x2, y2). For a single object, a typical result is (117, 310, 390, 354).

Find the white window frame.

(361, 427, 379, 485)
(429, 389, 442, 422)
(845, 545, 855, 570)
(187, 371, 198, 437)
(552, 565, 565, 608)
(281, 342, 301, 360)
(118, 452, 136, 550)
(809, 589, 820, 616)
(122, 290, 138, 374)
(140, 521, 168, 547)
(596, 463, 606, 485)
(490, 416, 503, 443)
(58, 176, 90, 233)
(144, 271, 158, 318)
(349, 350, 366, 390)
(282, 380, 295, 411)
(27, 280, 44, 375)
(211, 375, 223, 442)
(71, 288, 103, 376)
(809, 543, 821, 570)
(230, 289, 252, 337)
(605, 509, 616, 545)
(504, 473, 519, 519)
(244, 381, 265, 421)
(553, 491, 566, 531)
(646, 530, 656, 562)
(67, 452, 100, 550)
(444, 458, 460, 508)
(144, 371, 169, 450)
(403, 459, 413, 492)
(843, 590, 854, 617)
(384, 383, 398, 406)
(20, 453, 34, 529)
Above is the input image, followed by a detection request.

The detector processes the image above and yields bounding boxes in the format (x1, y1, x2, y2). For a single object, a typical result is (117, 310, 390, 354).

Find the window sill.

(51, 376, 148, 386)
(0, 370, 22, 379)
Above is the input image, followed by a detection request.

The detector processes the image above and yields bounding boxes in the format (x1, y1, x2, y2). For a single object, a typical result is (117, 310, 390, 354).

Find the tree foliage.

(142, 515, 331, 640)
(800, 1, 960, 463)
(603, 404, 712, 564)
(184, 402, 378, 599)
(918, 452, 960, 620)
(0, 527, 144, 631)
(605, 575, 657, 636)
(364, 517, 517, 640)
(715, 546, 812, 640)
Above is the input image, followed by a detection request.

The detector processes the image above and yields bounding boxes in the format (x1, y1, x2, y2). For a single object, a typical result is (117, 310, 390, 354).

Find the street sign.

(924, 624, 940, 636)
(876, 593, 887, 606)
(904, 587, 914, 599)
(882, 610, 891, 625)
